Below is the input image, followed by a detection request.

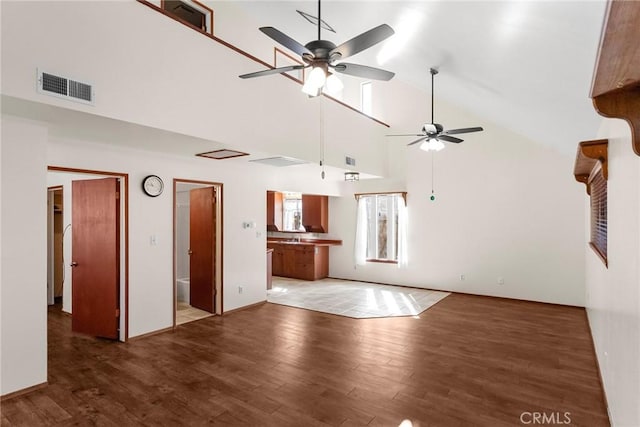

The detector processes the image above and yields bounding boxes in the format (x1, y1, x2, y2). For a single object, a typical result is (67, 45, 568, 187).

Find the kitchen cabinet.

(266, 191, 283, 231)
(266, 248, 273, 290)
(302, 194, 328, 233)
(267, 242, 329, 280)
(270, 244, 284, 276)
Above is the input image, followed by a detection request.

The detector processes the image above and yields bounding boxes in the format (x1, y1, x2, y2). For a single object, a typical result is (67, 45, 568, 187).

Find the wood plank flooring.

(1, 294, 609, 426)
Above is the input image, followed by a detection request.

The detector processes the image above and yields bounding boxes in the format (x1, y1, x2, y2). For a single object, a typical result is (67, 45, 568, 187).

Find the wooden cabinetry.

(266, 191, 283, 231)
(267, 242, 329, 280)
(302, 194, 328, 233)
(266, 249, 273, 290)
(590, 0, 640, 156)
(270, 244, 284, 276)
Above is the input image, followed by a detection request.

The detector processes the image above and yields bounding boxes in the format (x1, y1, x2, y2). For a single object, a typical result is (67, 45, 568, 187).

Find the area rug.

(267, 277, 450, 319)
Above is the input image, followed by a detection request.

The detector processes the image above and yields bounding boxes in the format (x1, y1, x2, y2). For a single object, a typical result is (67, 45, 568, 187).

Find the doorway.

(47, 167, 129, 341)
(47, 186, 65, 307)
(174, 179, 223, 326)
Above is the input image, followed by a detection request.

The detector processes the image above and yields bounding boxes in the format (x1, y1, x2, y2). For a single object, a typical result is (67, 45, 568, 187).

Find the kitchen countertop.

(267, 238, 342, 247)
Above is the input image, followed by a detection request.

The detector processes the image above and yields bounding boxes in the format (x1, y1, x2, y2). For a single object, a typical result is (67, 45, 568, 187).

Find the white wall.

(1, 115, 48, 395)
(585, 118, 640, 426)
(0, 0, 597, 397)
(0, 1, 389, 177)
(45, 134, 274, 336)
(329, 95, 586, 306)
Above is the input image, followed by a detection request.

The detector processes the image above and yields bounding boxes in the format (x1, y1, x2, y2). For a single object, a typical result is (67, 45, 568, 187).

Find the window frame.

(160, 0, 214, 35)
(360, 81, 372, 116)
(588, 164, 607, 266)
(355, 192, 407, 264)
(573, 139, 608, 267)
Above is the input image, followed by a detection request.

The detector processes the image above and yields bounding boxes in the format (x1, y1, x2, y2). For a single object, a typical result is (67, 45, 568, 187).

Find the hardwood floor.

(1, 295, 609, 426)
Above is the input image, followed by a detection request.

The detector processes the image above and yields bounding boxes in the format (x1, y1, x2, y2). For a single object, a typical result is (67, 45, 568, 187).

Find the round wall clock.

(142, 175, 164, 197)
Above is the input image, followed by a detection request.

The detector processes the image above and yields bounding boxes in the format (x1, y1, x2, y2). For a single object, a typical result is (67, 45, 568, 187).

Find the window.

(360, 81, 372, 116)
(573, 139, 608, 266)
(365, 194, 398, 261)
(282, 192, 304, 232)
(590, 168, 607, 261)
(161, 0, 213, 34)
(274, 48, 305, 83)
(354, 192, 408, 265)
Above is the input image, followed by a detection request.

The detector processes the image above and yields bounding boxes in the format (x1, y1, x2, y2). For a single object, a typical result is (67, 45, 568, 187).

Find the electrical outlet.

(238, 286, 243, 294)
(497, 277, 505, 285)
(459, 274, 465, 281)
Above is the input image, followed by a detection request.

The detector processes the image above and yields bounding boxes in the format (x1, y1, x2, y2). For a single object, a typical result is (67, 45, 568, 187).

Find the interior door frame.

(48, 166, 130, 341)
(47, 186, 63, 306)
(173, 178, 224, 327)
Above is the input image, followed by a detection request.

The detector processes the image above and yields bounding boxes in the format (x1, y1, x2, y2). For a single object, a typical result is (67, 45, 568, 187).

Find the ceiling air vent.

(249, 156, 308, 167)
(37, 69, 94, 105)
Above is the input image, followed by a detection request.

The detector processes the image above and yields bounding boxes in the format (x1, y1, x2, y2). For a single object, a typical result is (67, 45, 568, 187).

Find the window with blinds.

(589, 170, 607, 263)
(573, 139, 608, 267)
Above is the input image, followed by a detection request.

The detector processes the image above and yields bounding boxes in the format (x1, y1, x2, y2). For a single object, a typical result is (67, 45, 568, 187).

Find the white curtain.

(397, 196, 409, 267)
(354, 197, 368, 266)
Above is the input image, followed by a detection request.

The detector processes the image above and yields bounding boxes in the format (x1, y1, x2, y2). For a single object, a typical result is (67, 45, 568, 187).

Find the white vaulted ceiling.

(231, 0, 608, 153)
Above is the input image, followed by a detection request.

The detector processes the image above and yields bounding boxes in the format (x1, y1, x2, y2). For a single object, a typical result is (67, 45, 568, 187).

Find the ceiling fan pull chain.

(430, 151, 436, 201)
(320, 97, 326, 179)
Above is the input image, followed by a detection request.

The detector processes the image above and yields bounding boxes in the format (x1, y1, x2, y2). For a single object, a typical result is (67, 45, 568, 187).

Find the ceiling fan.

(239, 0, 395, 97)
(388, 68, 484, 151)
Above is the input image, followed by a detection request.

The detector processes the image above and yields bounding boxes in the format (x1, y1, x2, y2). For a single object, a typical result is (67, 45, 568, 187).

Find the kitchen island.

(266, 238, 341, 281)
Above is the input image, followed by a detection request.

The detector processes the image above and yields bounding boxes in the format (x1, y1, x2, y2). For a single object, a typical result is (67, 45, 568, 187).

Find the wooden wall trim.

(1, 382, 48, 401)
(128, 326, 174, 341)
(573, 139, 608, 194)
(354, 191, 407, 204)
(135, 0, 390, 128)
(590, 0, 640, 156)
(591, 1, 640, 98)
(223, 300, 266, 315)
(274, 47, 305, 84)
(589, 242, 609, 268)
(593, 89, 640, 156)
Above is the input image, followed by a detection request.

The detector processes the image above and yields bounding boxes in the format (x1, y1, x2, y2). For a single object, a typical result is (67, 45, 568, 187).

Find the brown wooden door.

(190, 187, 216, 313)
(71, 178, 120, 339)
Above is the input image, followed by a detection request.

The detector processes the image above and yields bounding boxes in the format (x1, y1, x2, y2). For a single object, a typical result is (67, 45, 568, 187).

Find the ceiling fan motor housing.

(422, 123, 444, 135)
(305, 40, 338, 61)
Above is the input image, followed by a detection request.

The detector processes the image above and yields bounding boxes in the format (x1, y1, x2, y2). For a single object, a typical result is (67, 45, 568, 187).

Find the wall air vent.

(37, 69, 94, 105)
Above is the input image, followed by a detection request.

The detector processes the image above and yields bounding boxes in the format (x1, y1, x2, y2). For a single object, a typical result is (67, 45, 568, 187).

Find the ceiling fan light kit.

(239, 0, 395, 98)
(420, 139, 445, 152)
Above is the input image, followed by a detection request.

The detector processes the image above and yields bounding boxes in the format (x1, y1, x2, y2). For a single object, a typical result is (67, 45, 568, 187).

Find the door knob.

(70, 261, 78, 267)
(188, 250, 193, 255)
